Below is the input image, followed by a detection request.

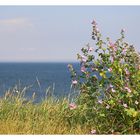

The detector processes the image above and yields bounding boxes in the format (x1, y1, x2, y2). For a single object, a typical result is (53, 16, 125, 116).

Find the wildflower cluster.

(68, 20, 140, 134)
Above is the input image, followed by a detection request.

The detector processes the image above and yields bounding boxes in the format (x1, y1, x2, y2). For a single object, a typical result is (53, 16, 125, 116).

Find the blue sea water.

(0, 62, 80, 101)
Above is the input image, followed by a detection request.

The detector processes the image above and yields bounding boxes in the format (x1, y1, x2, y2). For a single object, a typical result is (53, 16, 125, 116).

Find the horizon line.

(0, 61, 79, 63)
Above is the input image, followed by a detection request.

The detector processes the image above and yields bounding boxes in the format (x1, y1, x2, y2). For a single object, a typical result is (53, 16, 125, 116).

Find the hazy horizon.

(0, 6, 140, 62)
(0, 61, 79, 63)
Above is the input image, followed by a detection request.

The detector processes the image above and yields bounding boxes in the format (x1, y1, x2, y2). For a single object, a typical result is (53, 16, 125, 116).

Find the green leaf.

(99, 113, 105, 117)
(118, 68, 122, 73)
(125, 108, 138, 117)
(108, 100, 115, 105)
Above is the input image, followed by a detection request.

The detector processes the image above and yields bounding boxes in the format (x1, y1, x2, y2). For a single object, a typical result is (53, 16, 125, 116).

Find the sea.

(0, 62, 80, 101)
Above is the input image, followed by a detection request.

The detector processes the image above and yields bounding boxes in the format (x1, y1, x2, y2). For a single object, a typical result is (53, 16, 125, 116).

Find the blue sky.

(0, 6, 139, 62)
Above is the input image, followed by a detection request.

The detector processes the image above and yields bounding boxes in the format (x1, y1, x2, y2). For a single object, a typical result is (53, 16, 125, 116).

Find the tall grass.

(0, 86, 90, 134)
(0, 85, 139, 134)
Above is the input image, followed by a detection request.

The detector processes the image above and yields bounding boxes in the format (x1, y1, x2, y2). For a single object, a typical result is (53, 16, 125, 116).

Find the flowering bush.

(68, 20, 140, 134)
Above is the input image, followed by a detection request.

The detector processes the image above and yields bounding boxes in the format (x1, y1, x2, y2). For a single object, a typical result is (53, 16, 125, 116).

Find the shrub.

(68, 20, 140, 134)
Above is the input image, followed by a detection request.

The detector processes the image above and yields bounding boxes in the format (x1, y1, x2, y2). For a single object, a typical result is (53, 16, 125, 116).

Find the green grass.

(0, 88, 91, 134)
(0, 86, 139, 134)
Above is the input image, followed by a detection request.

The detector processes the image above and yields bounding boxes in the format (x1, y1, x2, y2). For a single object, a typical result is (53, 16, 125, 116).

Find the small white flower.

(111, 88, 116, 93)
(123, 103, 128, 108)
(106, 105, 110, 109)
(135, 100, 139, 105)
(109, 84, 113, 88)
(98, 100, 103, 104)
(108, 68, 112, 72)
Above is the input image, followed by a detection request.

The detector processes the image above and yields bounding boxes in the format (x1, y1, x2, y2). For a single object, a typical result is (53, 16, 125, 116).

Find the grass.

(0, 87, 90, 134)
(0, 86, 139, 134)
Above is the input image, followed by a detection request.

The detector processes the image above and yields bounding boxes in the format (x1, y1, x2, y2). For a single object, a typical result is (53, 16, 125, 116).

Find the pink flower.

(88, 47, 93, 52)
(108, 68, 112, 72)
(81, 56, 87, 63)
(69, 103, 77, 110)
(118, 100, 122, 103)
(98, 100, 103, 104)
(126, 77, 129, 81)
(123, 103, 128, 108)
(111, 57, 114, 63)
(122, 48, 127, 55)
(121, 28, 125, 32)
(96, 27, 99, 32)
(91, 67, 98, 71)
(109, 41, 114, 47)
(124, 87, 131, 93)
(109, 41, 117, 51)
(91, 129, 96, 134)
(109, 84, 113, 88)
(72, 80, 77, 85)
(127, 89, 131, 93)
(125, 68, 130, 75)
(81, 66, 86, 73)
(135, 100, 139, 105)
(106, 84, 114, 91)
(91, 20, 97, 26)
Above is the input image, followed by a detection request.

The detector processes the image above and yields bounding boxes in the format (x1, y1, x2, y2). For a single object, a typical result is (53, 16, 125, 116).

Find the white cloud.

(0, 17, 33, 31)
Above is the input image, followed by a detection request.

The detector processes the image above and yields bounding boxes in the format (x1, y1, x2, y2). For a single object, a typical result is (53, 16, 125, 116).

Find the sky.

(0, 6, 139, 62)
